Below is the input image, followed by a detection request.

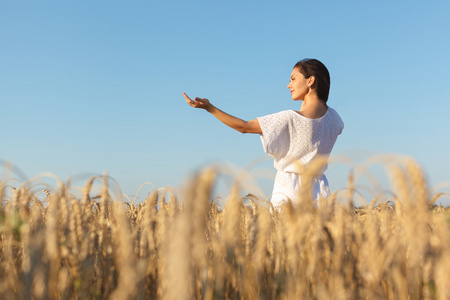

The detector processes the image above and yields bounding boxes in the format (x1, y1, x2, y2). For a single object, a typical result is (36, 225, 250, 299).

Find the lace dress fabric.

(257, 108, 344, 207)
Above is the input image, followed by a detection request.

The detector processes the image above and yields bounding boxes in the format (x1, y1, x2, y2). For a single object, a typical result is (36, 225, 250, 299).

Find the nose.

(287, 82, 291, 89)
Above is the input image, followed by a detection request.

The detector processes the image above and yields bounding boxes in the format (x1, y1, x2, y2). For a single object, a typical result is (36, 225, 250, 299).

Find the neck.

(299, 93, 328, 119)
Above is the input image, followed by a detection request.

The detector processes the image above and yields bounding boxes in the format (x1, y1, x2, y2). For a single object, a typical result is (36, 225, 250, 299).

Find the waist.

(273, 156, 329, 175)
(276, 169, 327, 181)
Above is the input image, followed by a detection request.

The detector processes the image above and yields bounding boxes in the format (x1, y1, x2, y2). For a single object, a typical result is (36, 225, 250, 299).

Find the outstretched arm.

(183, 93, 262, 134)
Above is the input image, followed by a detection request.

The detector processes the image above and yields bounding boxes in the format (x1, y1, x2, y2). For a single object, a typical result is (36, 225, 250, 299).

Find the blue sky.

(1, 1, 449, 203)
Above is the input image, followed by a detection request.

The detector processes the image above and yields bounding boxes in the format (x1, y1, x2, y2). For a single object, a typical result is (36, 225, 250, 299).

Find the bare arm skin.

(183, 93, 262, 134)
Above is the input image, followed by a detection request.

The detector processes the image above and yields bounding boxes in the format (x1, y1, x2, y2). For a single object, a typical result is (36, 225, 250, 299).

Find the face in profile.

(287, 68, 311, 101)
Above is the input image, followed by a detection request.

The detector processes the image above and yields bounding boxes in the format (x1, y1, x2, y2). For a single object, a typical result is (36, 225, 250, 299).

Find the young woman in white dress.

(183, 59, 344, 207)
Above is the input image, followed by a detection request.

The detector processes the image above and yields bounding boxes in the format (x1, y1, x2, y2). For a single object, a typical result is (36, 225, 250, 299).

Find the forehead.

(290, 67, 303, 77)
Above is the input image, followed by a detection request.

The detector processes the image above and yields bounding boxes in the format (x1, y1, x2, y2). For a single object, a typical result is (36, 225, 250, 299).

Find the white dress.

(257, 108, 344, 207)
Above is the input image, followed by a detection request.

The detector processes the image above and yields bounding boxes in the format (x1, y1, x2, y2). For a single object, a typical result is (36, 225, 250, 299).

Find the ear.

(308, 76, 316, 87)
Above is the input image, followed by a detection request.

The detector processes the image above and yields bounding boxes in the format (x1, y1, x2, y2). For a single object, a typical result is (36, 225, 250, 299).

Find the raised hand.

(183, 92, 261, 134)
(182, 93, 211, 110)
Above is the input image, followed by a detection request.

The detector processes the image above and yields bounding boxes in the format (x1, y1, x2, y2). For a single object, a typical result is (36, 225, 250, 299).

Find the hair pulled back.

(294, 59, 330, 103)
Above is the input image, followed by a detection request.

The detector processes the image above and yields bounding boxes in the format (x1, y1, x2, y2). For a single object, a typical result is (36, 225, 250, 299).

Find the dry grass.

(0, 158, 450, 299)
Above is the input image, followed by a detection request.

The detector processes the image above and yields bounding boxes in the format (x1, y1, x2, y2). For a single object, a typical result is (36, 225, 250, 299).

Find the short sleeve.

(338, 121, 344, 135)
(334, 111, 344, 135)
(257, 111, 291, 157)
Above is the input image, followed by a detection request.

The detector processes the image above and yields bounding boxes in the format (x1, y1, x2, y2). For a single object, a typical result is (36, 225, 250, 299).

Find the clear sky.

(1, 1, 450, 203)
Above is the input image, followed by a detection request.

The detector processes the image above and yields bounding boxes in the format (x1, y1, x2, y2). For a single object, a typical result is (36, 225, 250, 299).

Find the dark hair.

(294, 59, 330, 103)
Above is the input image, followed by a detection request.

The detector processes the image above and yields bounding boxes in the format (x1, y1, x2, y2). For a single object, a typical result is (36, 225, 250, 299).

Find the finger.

(182, 92, 191, 100)
(183, 93, 196, 103)
(185, 96, 195, 105)
(187, 99, 198, 107)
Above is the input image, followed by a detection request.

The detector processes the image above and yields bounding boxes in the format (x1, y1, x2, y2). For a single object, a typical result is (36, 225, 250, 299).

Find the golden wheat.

(0, 157, 449, 299)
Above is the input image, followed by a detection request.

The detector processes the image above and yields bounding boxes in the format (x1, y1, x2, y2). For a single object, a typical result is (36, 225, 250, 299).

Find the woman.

(183, 59, 344, 207)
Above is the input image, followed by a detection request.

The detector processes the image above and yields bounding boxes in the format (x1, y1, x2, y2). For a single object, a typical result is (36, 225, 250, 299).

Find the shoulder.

(258, 110, 293, 121)
(257, 110, 294, 131)
(326, 107, 342, 120)
(262, 110, 293, 117)
(326, 106, 338, 115)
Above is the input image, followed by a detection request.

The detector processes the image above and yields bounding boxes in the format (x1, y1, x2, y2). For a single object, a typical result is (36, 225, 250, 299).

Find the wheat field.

(0, 157, 449, 299)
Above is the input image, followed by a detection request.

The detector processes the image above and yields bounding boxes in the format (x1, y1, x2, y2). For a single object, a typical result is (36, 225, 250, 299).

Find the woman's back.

(258, 107, 344, 176)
